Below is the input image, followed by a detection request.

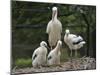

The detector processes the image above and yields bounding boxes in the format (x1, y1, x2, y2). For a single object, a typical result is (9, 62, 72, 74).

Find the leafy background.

(11, 1, 96, 69)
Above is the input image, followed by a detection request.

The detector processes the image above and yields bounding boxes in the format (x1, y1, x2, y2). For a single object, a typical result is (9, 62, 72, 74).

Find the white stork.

(32, 41, 48, 68)
(46, 7, 62, 49)
(47, 40, 62, 65)
(64, 29, 86, 57)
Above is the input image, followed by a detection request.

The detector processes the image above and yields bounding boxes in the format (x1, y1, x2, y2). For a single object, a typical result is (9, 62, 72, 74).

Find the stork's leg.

(70, 49, 72, 57)
(70, 49, 73, 69)
(75, 50, 77, 57)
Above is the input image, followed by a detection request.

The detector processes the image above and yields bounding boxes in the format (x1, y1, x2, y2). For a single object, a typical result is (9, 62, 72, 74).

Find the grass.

(15, 58, 32, 68)
(61, 48, 69, 62)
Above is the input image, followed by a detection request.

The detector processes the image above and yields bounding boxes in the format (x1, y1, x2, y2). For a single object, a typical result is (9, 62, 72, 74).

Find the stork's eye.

(44, 44, 46, 46)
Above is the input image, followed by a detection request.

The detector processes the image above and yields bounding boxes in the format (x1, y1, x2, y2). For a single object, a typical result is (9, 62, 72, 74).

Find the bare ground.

(12, 57, 96, 75)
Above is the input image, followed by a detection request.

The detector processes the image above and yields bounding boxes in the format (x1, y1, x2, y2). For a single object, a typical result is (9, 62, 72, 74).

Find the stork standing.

(47, 40, 62, 65)
(64, 29, 86, 57)
(32, 41, 48, 68)
(46, 7, 62, 49)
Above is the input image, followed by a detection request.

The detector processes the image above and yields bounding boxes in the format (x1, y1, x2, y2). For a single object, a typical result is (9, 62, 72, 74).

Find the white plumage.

(32, 41, 48, 67)
(64, 29, 86, 57)
(47, 40, 62, 65)
(46, 7, 62, 49)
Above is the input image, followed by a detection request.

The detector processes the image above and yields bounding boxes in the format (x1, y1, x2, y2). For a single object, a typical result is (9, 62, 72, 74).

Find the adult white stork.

(32, 41, 48, 68)
(46, 7, 62, 49)
(64, 29, 86, 57)
(47, 40, 62, 65)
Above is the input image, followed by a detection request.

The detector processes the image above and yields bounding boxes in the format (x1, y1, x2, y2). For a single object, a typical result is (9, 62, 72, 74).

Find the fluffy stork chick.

(64, 29, 86, 57)
(32, 41, 48, 68)
(46, 7, 62, 49)
(47, 40, 62, 65)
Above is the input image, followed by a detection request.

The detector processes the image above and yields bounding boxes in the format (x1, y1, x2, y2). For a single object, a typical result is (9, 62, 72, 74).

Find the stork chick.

(32, 41, 48, 68)
(46, 7, 62, 49)
(47, 40, 62, 65)
(64, 29, 86, 57)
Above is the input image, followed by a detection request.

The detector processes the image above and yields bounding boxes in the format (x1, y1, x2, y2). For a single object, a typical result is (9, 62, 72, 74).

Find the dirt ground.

(12, 57, 96, 74)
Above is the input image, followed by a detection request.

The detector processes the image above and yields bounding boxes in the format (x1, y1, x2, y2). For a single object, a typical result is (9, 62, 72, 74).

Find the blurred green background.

(11, 1, 96, 69)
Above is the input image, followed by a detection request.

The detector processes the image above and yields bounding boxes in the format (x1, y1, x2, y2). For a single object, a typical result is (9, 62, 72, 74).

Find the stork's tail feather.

(80, 41, 86, 45)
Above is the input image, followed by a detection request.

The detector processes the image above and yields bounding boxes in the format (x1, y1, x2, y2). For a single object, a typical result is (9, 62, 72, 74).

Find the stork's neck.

(66, 33, 69, 37)
(55, 43, 61, 54)
(52, 10, 57, 21)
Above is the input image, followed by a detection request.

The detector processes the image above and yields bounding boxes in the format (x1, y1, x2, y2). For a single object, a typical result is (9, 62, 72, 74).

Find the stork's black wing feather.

(73, 39, 83, 45)
(32, 54, 37, 61)
(48, 56, 52, 60)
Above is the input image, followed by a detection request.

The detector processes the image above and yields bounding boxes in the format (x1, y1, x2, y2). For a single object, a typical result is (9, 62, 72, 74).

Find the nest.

(12, 57, 96, 74)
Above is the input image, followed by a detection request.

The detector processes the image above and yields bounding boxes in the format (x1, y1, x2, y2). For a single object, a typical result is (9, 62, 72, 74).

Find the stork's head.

(40, 41, 50, 50)
(40, 41, 47, 47)
(52, 7, 57, 20)
(65, 29, 70, 35)
(52, 7, 57, 11)
(55, 40, 62, 51)
(57, 40, 62, 47)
